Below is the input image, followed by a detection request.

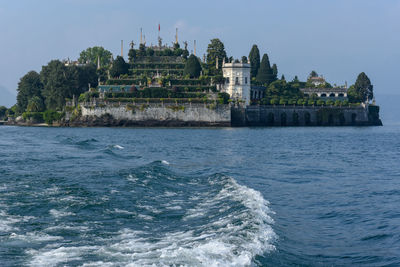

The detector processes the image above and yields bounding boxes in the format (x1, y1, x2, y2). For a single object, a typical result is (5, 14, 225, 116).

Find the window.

(245, 77, 248, 84)
(226, 77, 230, 84)
(235, 77, 239, 85)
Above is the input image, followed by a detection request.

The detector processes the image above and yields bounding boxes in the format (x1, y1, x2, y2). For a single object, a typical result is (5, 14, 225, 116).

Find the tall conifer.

(249, 45, 260, 78)
(256, 54, 275, 86)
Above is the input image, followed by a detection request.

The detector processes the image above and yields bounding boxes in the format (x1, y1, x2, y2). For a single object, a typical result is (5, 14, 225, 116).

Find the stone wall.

(233, 105, 382, 126)
(67, 102, 231, 127)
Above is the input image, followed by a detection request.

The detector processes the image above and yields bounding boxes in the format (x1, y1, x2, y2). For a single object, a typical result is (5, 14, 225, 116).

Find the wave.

(25, 163, 276, 266)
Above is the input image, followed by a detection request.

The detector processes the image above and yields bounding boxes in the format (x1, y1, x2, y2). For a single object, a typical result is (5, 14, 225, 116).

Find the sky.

(0, 0, 399, 108)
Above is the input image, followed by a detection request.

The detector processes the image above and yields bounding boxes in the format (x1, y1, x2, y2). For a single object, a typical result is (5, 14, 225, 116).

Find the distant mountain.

(0, 85, 16, 108)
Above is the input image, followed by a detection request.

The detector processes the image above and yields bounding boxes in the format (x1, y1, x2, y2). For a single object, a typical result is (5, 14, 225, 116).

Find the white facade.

(222, 61, 251, 105)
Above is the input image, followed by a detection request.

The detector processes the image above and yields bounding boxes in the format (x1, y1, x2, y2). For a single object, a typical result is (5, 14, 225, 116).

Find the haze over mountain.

(0, 85, 16, 108)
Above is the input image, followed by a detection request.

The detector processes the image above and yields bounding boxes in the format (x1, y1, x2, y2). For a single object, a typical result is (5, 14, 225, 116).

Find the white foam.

(126, 174, 138, 182)
(28, 246, 97, 267)
(49, 209, 75, 218)
(161, 160, 170, 165)
(83, 176, 276, 266)
(10, 232, 63, 242)
(0, 211, 35, 232)
(113, 145, 124, 149)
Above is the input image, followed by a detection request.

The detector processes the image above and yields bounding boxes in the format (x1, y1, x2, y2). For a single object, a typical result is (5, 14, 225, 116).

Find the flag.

(158, 24, 160, 32)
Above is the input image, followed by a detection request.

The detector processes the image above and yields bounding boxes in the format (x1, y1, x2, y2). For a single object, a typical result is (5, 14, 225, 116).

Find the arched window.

(329, 93, 335, 97)
(321, 93, 327, 97)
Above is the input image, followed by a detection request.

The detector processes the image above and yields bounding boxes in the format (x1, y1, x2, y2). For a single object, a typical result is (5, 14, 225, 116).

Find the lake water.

(0, 125, 399, 266)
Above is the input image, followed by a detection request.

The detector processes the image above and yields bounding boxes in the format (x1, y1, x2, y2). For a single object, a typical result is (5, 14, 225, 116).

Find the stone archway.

(292, 112, 299, 126)
(281, 113, 287, 126)
(351, 113, 357, 124)
(267, 112, 275, 126)
(305, 112, 311, 126)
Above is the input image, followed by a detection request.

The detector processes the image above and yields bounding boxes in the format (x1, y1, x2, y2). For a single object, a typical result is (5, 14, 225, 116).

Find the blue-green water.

(1, 125, 400, 266)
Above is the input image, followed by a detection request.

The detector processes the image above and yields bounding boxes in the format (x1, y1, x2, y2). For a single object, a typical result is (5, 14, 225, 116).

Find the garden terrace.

(129, 69, 184, 76)
(83, 98, 224, 104)
(134, 56, 184, 63)
(103, 89, 207, 99)
(130, 63, 185, 69)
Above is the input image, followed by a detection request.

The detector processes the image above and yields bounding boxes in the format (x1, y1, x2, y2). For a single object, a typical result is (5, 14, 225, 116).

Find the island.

(1, 32, 382, 127)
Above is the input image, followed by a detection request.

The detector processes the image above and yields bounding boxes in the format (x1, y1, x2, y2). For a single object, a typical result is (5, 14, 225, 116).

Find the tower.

(222, 60, 251, 105)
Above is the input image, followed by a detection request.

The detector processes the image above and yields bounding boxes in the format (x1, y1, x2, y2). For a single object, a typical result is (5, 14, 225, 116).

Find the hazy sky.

(1, 0, 399, 107)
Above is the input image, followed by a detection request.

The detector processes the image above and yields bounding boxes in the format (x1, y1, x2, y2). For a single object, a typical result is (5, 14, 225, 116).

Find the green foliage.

(265, 80, 302, 100)
(353, 72, 373, 102)
(241, 56, 247, 63)
(16, 71, 43, 113)
(218, 92, 230, 104)
(138, 44, 146, 57)
(347, 85, 360, 103)
(27, 96, 45, 112)
(309, 70, 318, 78)
(78, 46, 112, 67)
(0, 106, 7, 119)
(164, 49, 173, 56)
(40, 60, 98, 110)
(146, 48, 155, 56)
(22, 112, 44, 122)
(128, 49, 136, 63)
(256, 54, 275, 86)
(272, 64, 278, 80)
(184, 55, 202, 78)
(110, 56, 129, 78)
(206, 38, 227, 75)
(249, 45, 260, 78)
(182, 49, 189, 59)
(43, 110, 64, 124)
(316, 99, 325, 106)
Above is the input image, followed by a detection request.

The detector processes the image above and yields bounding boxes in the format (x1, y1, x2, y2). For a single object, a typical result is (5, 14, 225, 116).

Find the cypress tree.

(184, 54, 202, 78)
(110, 56, 129, 78)
(206, 38, 227, 75)
(272, 64, 278, 80)
(128, 49, 136, 63)
(256, 54, 275, 86)
(354, 72, 373, 102)
(249, 45, 260, 78)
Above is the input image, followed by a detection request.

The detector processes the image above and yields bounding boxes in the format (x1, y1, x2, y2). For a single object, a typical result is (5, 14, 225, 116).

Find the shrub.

(43, 110, 64, 125)
(316, 100, 325, 106)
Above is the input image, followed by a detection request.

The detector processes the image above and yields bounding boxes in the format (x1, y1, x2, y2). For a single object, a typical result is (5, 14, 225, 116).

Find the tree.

(110, 56, 129, 78)
(241, 56, 248, 63)
(281, 74, 286, 81)
(0, 106, 7, 119)
(354, 72, 373, 102)
(146, 48, 155, 56)
(40, 60, 73, 110)
(184, 55, 202, 78)
(40, 60, 97, 110)
(309, 70, 318, 78)
(256, 54, 275, 86)
(272, 64, 278, 80)
(78, 46, 112, 67)
(206, 38, 227, 75)
(128, 48, 136, 63)
(16, 71, 43, 113)
(249, 45, 260, 78)
(138, 44, 146, 57)
(27, 96, 45, 112)
(182, 49, 189, 59)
